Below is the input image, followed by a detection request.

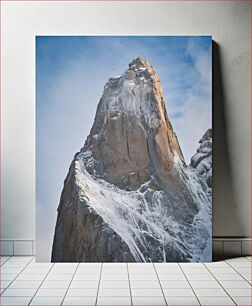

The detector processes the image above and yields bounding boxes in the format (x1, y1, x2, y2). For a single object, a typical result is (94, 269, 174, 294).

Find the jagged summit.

(84, 57, 184, 190)
(106, 57, 158, 85)
(51, 58, 212, 263)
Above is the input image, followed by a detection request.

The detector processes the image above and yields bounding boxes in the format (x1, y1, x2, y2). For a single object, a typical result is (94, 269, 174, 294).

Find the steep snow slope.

(73, 150, 211, 262)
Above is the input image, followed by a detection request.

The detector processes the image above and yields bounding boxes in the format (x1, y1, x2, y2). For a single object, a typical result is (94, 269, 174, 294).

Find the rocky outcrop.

(51, 58, 212, 262)
(191, 129, 212, 188)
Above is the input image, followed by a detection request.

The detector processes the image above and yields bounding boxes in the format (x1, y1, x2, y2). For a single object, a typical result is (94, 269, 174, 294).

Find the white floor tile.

(76, 267, 101, 274)
(16, 273, 46, 281)
(205, 262, 230, 267)
(8, 257, 33, 262)
(165, 296, 200, 305)
(1, 274, 17, 281)
(46, 273, 73, 281)
(214, 273, 245, 281)
(155, 267, 182, 274)
(102, 267, 128, 274)
(74, 274, 100, 281)
(53, 263, 78, 267)
(225, 288, 252, 296)
(62, 296, 96, 305)
(131, 288, 163, 297)
(129, 273, 157, 281)
(70, 280, 99, 288)
(30, 296, 64, 305)
(0, 256, 10, 264)
(157, 273, 186, 281)
(130, 280, 160, 289)
(3, 261, 27, 268)
(97, 296, 131, 305)
(228, 262, 252, 268)
(98, 288, 130, 296)
(0, 296, 32, 305)
(227, 257, 250, 263)
(163, 288, 195, 296)
(189, 280, 221, 288)
(132, 296, 166, 305)
(99, 281, 129, 288)
(198, 296, 235, 305)
(219, 280, 252, 288)
(185, 273, 215, 281)
(232, 296, 252, 305)
(246, 257, 252, 261)
(101, 274, 128, 281)
(160, 280, 190, 288)
(208, 267, 236, 274)
(128, 263, 153, 268)
(241, 273, 252, 283)
(28, 263, 53, 268)
(36, 288, 67, 296)
(128, 267, 155, 274)
(1, 267, 23, 274)
(79, 263, 101, 267)
(50, 267, 77, 274)
(102, 269, 128, 274)
(235, 267, 252, 274)
(154, 263, 179, 267)
(40, 280, 71, 288)
(180, 263, 205, 267)
(182, 267, 209, 274)
(22, 267, 50, 274)
(67, 288, 97, 296)
(103, 263, 126, 267)
(194, 288, 228, 296)
(0, 280, 12, 289)
(8, 280, 42, 289)
(2, 288, 37, 296)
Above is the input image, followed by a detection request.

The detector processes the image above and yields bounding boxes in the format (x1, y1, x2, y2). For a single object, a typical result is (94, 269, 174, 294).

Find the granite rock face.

(51, 58, 212, 262)
(191, 129, 212, 188)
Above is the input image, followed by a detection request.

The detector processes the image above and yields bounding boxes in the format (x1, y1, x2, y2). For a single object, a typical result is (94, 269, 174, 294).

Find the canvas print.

(36, 36, 212, 262)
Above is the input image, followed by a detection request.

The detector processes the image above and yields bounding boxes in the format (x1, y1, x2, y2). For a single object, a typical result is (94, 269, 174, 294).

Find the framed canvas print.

(36, 36, 212, 262)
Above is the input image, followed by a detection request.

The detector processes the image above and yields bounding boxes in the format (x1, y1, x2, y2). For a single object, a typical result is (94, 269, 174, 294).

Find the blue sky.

(36, 36, 212, 261)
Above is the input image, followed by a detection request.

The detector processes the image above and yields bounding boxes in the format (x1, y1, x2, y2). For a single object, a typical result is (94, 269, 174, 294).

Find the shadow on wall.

(212, 41, 244, 237)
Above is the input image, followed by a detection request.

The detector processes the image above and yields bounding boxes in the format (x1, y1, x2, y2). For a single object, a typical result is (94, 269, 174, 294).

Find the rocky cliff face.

(191, 129, 212, 189)
(51, 58, 212, 262)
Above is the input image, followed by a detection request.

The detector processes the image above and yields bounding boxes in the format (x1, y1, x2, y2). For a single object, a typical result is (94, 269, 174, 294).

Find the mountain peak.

(51, 59, 212, 263)
(85, 58, 184, 190)
(129, 57, 150, 68)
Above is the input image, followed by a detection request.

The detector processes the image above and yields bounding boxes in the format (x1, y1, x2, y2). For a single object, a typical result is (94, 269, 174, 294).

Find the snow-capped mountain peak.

(51, 58, 212, 262)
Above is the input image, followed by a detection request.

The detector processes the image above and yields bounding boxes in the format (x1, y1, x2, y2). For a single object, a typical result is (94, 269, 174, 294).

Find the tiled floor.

(0, 256, 251, 305)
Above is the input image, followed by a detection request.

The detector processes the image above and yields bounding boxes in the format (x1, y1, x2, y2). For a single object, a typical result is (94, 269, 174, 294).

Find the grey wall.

(1, 1, 251, 243)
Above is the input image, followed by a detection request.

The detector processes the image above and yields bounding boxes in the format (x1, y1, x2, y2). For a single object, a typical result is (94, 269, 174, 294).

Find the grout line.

(0, 256, 34, 295)
(61, 262, 80, 306)
(95, 262, 103, 306)
(153, 262, 168, 306)
(178, 263, 201, 306)
(28, 259, 55, 305)
(126, 262, 133, 306)
(225, 260, 252, 286)
(0, 255, 12, 266)
(244, 257, 251, 262)
(203, 263, 238, 305)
